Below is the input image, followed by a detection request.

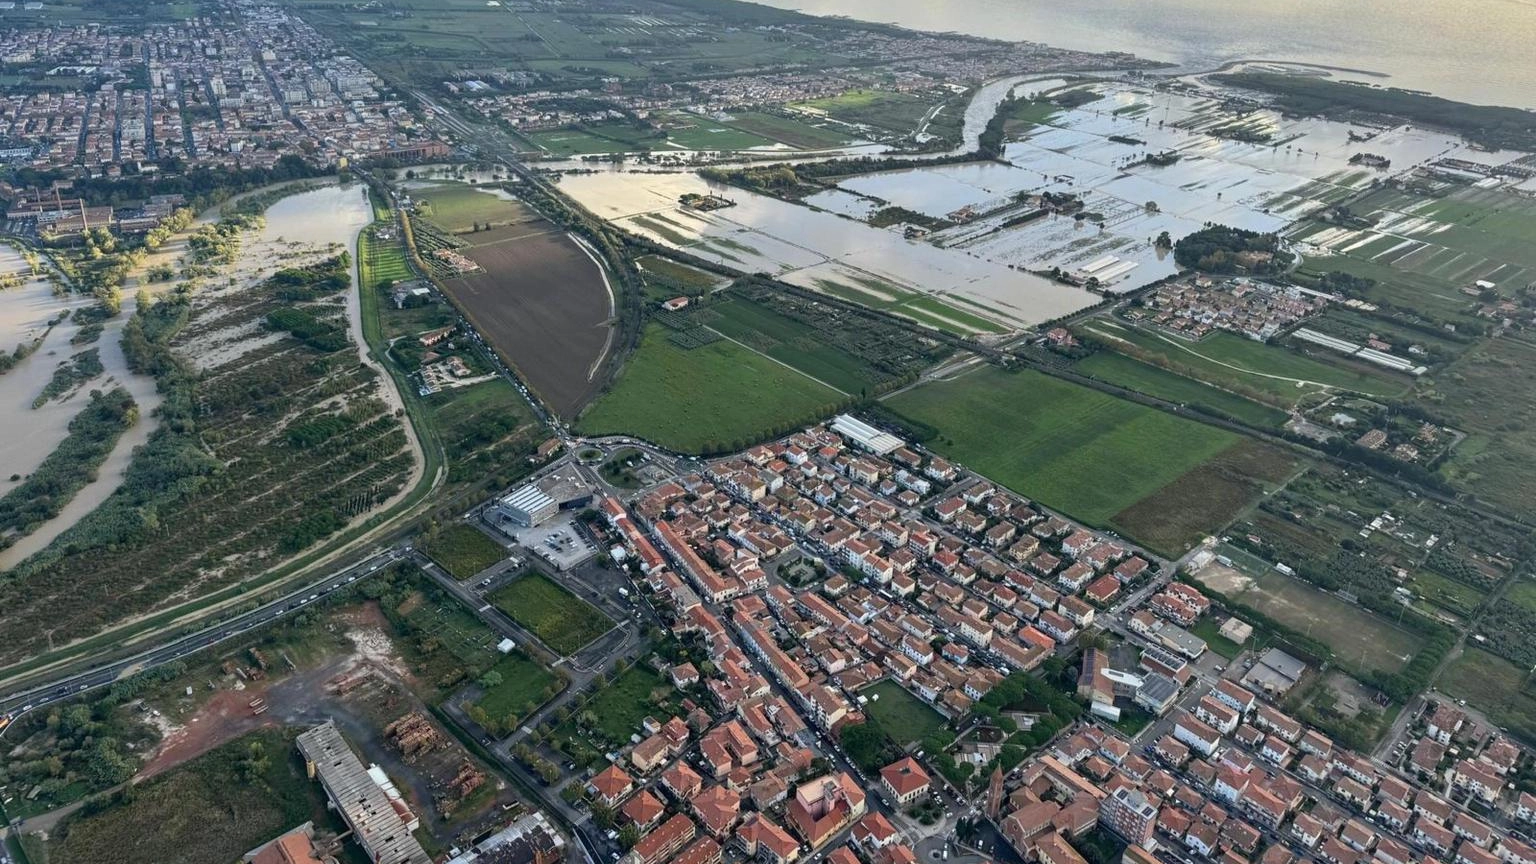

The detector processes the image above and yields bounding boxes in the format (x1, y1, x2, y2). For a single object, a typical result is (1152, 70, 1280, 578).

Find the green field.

(359, 226, 411, 288)
(523, 123, 665, 156)
(475, 651, 561, 730)
(577, 323, 842, 453)
(45, 729, 326, 864)
(1080, 320, 1408, 403)
(722, 110, 855, 149)
(636, 254, 724, 301)
(424, 524, 506, 579)
(426, 378, 538, 488)
(1439, 648, 1536, 745)
(1189, 617, 1246, 659)
(863, 679, 949, 748)
(1073, 350, 1289, 427)
(1405, 568, 1485, 618)
(489, 572, 612, 655)
(1424, 336, 1536, 518)
(698, 296, 882, 393)
(551, 665, 684, 766)
(886, 366, 1240, 525)
(657, 112, 777, 150)
(807, 276, 1006, 335)
(798, 89, 940, 135)
(415, 184, 531, 233)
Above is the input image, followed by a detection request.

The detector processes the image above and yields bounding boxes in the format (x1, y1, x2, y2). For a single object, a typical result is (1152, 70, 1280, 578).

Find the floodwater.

(556, 169, 1098, 328)
(0, 245, 164, 569)
(755, 0, 1536, 109)
(0, 182, 420, 570)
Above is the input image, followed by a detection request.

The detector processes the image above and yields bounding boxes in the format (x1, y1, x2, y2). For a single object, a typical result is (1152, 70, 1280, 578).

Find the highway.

(0, 546, 406, 728)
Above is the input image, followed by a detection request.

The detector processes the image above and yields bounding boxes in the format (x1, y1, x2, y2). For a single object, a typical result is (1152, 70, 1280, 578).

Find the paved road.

(0, 547, 405, 728)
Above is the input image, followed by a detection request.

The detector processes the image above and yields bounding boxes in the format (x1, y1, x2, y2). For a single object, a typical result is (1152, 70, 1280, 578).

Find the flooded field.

(0, 246, 164, 568)
(557, 169, 1096, 331)
(835, 80, 1501, 294)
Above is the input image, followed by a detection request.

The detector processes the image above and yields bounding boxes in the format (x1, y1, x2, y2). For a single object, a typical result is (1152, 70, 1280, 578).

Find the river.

(755, 0, 1536, 109)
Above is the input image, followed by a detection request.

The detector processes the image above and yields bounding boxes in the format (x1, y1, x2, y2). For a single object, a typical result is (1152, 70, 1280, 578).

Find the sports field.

(414, 184, 532, 234)
(1073, 351, 1288, 428)
(863, 679, 949, 748)
(489, 573, 612, 656)
(577, 323, 841, 453)
(885, 366, 1240, 525)
(1194, 562, 1422, 673)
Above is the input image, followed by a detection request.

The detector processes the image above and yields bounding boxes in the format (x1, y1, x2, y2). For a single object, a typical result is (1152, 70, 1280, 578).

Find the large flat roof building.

(830, 414, 904, 456)
(497, 484, 558, 528)
(296, 722, 431, 864)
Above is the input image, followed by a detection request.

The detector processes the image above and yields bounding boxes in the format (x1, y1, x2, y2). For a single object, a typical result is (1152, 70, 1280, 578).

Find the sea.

(754, 0, 1536, 109)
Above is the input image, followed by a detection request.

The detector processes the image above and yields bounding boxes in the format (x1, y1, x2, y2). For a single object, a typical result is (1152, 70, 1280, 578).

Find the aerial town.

(1, 0, 1536, 863)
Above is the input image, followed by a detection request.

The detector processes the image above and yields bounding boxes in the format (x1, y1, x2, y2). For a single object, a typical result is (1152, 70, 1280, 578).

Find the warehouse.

(296, 722, 431, 864)
(497, 484, 558, 528)
(830, 414, 904, 456)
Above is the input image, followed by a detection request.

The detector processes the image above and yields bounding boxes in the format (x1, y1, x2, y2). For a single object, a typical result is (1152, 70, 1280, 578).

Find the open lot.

(423, 523, 506, 580)
(863, 679, 950, 748)
(576, 322, 842, 453)
(885, 365, 1242, 529)
(474, 651, 562, 732)
(426, 377, 540, 488)
(41, 728, 326, 864)
(1439, 648, 1536, 745)
(551, 665, 683, 767)
(439, 223, 612, 417)
(1193, 562, 1422, 674)
(488, 572, 613, 656)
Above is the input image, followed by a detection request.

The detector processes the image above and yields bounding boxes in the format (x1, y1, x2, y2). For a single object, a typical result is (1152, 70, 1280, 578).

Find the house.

(738, 814, 800, 864)
(880, 757, 931, 804)
(589, 764, 634, 808)
(622, 790, 667, 830)
(1174, 713, 1223, 757)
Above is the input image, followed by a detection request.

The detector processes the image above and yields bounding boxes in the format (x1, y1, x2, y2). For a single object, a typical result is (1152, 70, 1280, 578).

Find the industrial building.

(444, 812, 564, 864)
(296, 722, 431, 864)
(830, 414, 904, 456)
(491, 470, 593, 528)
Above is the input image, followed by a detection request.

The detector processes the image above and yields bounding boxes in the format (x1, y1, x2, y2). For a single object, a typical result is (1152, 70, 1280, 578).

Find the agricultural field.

(41, 729, 329, 864)
(1111, 440, 1299, 558)
(862, 679, 949, 748)
(438, 222, 612, 417)
(1078, 319, 1410, 405)
(1438, 648, 1536, 745)
(797, 88, 946, 138)
(576, 323, 844, 453)
(1194, 561, 1424, 674)
(522, 123, 665, 157)
(423, 524, 506, 580)
(1072, 350, 1289, 428)
(885, 366, 1265, 548)
(1421, 335, 1536, 518)
(635, 254, 726, 302)
(1291, 184, 1536, 327)
(489, 572, 612, 656)
(718, 110, 856, 149)
(414, 183, 534, 234)
(695, 295, 886, 393)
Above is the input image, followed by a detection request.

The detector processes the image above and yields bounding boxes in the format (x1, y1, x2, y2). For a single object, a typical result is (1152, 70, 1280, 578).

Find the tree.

(618, 824, 642, 849)
(479, 670, 504, 690)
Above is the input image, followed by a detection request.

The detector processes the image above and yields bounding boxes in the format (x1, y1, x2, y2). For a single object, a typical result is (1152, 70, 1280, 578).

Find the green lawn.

(1406, 568, 1485, 617)
(415, 184, 530, 234)
(698, 296, 882, 393)
(1190, 617, 1246, 659)
(46, 729, 327, 864)
(489, 572, 612, 655)
(863, 679, 949, 748)
(475, 651, 561, 731)
(577, 323, 843, 453)
(885, 366, 1240, 525)
(1073, 350, 1288, 428)
(659, 112, 777, 150)
(424, 524, 506, 580)
(798, 89, 937, 134)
